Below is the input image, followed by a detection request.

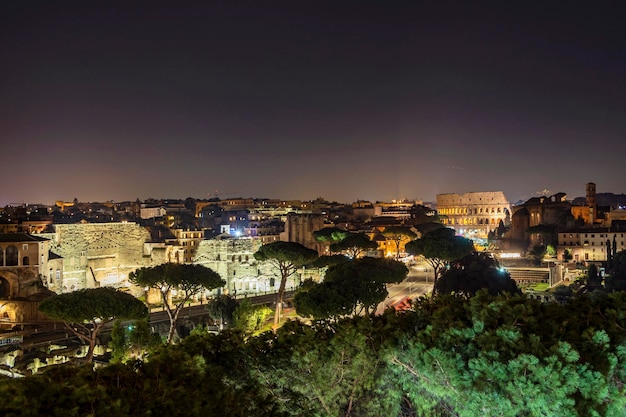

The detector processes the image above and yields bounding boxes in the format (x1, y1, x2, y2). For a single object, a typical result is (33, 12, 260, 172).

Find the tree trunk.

(85, 334, 97, 363)
(161, 290, 178, 344)
(167, 305, 185, 344)
(273, 275, 287, 329)
(432, 266, 443, 294)
(65, 322, 101, 363)
(167, 315, 177, 344)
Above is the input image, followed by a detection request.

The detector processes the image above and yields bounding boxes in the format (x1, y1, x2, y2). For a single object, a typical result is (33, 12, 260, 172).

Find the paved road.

(377, 266, 434, 314)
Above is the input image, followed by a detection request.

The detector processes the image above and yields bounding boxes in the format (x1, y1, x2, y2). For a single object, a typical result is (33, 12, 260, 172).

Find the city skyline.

(2, 2, 625, 206)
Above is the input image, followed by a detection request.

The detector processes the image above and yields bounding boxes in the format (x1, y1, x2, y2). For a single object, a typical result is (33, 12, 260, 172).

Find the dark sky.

(2, 1, 625, 206)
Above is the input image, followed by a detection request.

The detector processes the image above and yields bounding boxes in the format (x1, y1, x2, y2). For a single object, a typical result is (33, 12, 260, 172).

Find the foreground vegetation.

(1, 291, 625, 417)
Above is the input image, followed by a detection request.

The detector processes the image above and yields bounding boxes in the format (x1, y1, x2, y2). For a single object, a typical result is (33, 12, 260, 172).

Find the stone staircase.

(505, 267, 550, 284)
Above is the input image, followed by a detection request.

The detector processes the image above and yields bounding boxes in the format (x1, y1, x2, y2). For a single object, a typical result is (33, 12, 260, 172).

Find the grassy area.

(520, 282, 550, 292)
(530, 283, 550, 291)
(254, 307, 300, 335)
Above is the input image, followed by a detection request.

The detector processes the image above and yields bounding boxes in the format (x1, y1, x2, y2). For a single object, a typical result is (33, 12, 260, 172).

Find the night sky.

(2, 1, 625, 206)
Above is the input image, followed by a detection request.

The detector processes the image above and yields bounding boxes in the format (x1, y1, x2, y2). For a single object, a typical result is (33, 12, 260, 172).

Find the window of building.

(22, 256, 29, 266)
(6, 245, 18, 266)
(23, 244, 28, 251)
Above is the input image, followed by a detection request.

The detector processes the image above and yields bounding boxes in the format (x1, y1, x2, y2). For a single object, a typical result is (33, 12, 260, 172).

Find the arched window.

(22, 256, 29, 266)
(6, 245, 18, 266)
(0, 277, 10, 298)
(0, 248, 4, 266)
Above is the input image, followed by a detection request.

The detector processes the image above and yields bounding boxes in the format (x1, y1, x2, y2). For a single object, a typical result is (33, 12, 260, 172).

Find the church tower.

(586, 182, 597, 225)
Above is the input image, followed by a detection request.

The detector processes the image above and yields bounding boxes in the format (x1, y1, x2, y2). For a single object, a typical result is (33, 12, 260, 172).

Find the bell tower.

(586, 182, 596, 224)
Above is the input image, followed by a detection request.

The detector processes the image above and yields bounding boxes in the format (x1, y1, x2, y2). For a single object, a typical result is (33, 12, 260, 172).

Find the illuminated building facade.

(0, 233, 62, 329)
(571, 182, 600, 226)
(569, 182, 625, 227)
(193, 236, 265, 296)
(508, 193, 575, 247)
(437, 191, 511, 241)
(41, 222, 158, 293)
(281, 213, 325, 253)
(164, 228, 206, 264)
(557, 226, 626, 262)
(0, 233, 59, 297)
(192, 235, 297, 297)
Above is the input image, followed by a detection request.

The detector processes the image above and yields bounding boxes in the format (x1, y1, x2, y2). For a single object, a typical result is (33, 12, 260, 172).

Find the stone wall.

(282, 214, 325, 253)
(0, 300, 53, 330)
(42, 223, 156, 293)
(193, 237, 274, 295)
